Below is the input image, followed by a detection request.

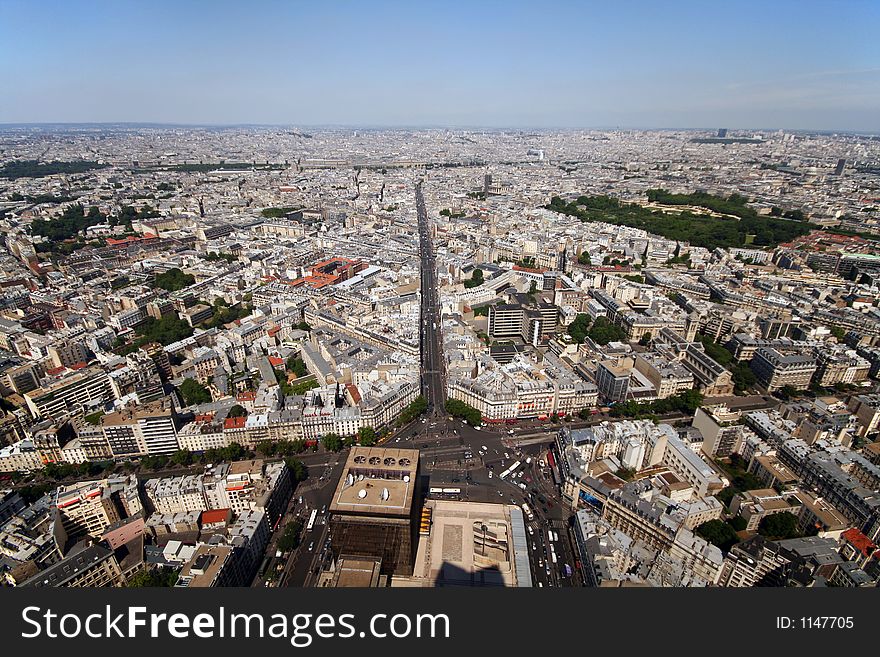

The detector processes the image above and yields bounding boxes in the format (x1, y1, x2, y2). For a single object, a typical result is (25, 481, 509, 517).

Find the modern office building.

(100, 397, 180, 457)
(24, 367, 113, 419)
(596, 357, 633, 403)
(328, 447, 420, 577)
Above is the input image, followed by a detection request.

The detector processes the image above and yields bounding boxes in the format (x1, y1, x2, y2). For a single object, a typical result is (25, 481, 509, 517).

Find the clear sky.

(1, 0, 878, 131)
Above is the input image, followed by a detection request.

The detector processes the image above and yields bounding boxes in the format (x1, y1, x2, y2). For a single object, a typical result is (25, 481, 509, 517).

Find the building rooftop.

(329, 446, 419, 518)
(402, 500, 527, 587)
(176, 545, 232, 587)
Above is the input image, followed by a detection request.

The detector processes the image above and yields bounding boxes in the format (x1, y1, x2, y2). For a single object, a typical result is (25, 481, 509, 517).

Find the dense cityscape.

(1, 124, 879, 589)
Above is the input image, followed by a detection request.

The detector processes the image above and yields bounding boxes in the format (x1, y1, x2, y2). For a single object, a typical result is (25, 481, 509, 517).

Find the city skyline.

(2, 0, 880, 599)
(1, 0, 878, 131)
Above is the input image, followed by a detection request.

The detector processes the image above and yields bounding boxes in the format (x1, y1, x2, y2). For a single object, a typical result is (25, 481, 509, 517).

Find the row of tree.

(609, 389, 705, 419)
(445, 398, 482, 426)
(397, 395, 428, 426)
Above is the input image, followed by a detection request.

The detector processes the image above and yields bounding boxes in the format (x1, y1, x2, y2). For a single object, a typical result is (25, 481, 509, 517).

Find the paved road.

(416, 181, 446, 417)
(271, 182, 581, 587)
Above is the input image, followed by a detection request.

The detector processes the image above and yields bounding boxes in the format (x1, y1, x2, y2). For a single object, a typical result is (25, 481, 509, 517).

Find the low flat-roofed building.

(730, 488, 801, 531)
(318, 556, 385, 587)
(175, 544, 239, 587)
(395, 499, 531, 587)
(790, 490, 850, 539)
(749, 454, 800, 490)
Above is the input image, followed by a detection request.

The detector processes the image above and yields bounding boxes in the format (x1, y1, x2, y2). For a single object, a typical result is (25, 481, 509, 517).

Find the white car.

(488, 470, 493, 479)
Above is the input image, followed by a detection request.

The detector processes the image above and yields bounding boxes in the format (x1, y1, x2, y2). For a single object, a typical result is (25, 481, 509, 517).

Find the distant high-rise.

(483, 173, 492, 196)
(834, 158, 846, 176)
(717, 128, 728, 138)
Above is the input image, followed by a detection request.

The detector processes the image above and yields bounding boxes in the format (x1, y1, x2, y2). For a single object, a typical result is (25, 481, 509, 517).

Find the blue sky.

(1, 0, 878, 130)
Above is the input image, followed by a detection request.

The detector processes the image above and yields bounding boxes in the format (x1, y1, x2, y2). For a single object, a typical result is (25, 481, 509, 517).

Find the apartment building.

(100, 397, 180, 457)
(20, 543, 124, 588)
(750, 348, 817, 392)
(24, 368, 113, 419)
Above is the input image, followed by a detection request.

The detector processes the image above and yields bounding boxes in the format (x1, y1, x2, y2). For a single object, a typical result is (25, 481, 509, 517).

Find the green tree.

(277, 520, 303, 552)
(695, 519, 740, 552)
(727, 516, 748, 532)
(776, 385, 800, 401)
(179, 378, 211, 406)
(286, 355, 308, 377)
(323, 433, 343, 452)
(170, 450, 194, 466)
(758, 512, 800, 540)
(445, 399, 482, 426)
(130, 314, 193, 347)
(638, 332, 652, 346)
(463, 267, 484, 289)
(154, 268, 196, 292)
(228, 404, 248, 418)
(732, 363, 757, 393)
(397, 395, 428, 425)
(546, 192, 812, 250)
(586, 317, 627, 345)
(284, 458, 308, 484)
(577, 251, 591, 266)
(358, 426, 378, 447)
(127, 566, 179, 587)
(567, 313, 591, 344)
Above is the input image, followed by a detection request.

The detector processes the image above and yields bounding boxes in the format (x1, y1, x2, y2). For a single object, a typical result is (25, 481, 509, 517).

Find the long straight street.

(416, 181, 446, 417)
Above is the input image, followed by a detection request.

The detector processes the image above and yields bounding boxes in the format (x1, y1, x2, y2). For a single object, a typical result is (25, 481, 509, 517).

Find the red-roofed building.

(268, 356, 284, 368)
(291, 257, 367, 290)
(841, 528, 877, 567)
(200, 508, 233, 528)
(346, 383, 361, 405)
(105, 235, 156, 247)
(224, 417, 246, 430)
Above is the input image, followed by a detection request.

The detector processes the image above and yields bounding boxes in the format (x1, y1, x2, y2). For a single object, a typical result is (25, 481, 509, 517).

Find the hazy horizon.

(0, 122, 875, 135)
(2, 0, 878, 132)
